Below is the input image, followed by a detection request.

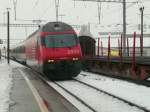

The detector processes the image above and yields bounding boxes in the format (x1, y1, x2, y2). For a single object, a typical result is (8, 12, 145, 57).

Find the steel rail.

(74, 77, 150, 112)
(53, 81, 97, 112)
(26, 71, 96, 112)
(80, 70, 150, 87)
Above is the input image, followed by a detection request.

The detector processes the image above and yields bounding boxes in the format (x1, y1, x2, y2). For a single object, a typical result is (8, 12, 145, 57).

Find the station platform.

(10, 67, 41, 112)
(9, 61, 79, 112)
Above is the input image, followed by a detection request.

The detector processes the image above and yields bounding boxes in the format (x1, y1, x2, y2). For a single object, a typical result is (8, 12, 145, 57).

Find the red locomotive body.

(11, 22, 82, 79)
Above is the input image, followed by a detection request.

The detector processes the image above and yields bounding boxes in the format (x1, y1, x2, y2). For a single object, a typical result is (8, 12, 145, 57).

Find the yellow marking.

(18, 69, 50, 112)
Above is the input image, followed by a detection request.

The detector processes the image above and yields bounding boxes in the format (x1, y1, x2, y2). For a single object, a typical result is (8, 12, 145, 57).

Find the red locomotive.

(11, 22, 82, 79)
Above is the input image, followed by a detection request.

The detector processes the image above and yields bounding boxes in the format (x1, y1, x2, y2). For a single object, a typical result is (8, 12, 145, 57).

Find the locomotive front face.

(38, 22, 82, 79)
(40, 32, 82, 79)
(41, 33, 82, 61)
(39, 22, 82, 62)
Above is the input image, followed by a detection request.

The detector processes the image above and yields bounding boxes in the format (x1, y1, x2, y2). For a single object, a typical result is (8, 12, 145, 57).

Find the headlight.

(48, 60, 54, 63)
(72, 58, 78, 61)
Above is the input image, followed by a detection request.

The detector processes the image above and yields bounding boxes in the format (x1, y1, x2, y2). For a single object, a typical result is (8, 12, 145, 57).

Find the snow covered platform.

(10, 66, 41, 112)
(0, 58, 42, 112)
(0, 59, 12, 112)
(0, 58, 79, 112)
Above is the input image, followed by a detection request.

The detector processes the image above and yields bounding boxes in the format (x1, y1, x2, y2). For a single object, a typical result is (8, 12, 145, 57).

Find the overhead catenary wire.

(74, 0, 76, 7)
(75, 0, 140, 27)
(55, 0, 60, 21)
(83, 0, 87, 8)
(11, 0, 149, 29)
(74, 0, 139, 3)
(13, 0, 17, 20)
(38, 6, 50, 21)
(91, 1, 139, 32)
(33, 0, 40, 9)
(97, 2, 102, 24)
(106, 1, 140, 29)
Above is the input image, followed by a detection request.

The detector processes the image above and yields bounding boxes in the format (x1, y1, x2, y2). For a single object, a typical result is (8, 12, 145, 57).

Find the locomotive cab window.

(44, 34, 78, 48)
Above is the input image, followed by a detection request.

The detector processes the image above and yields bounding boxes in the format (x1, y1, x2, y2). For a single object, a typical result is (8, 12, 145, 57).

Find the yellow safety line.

(18, 69, 50, 112)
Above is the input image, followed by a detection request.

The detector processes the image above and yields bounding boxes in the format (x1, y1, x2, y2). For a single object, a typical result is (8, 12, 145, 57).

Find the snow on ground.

(0, 58, 12, 112)
(56, 81, 144, 112)
(49, 82, 93, 112)
(49, 81, 144, 112)
(0, 58, 24, 112)
(76, 71, 150, 110)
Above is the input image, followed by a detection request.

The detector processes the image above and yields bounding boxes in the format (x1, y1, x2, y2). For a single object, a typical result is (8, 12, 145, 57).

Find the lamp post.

(122, 0, 126, 56)
(55, 0, 59, 21)
(7, 8, 10, 64)
(140, 7, 144, 56)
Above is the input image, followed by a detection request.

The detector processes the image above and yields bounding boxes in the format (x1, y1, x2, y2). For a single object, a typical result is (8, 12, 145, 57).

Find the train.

(79, 35, 150, 80)
(11, 22, 82, 80)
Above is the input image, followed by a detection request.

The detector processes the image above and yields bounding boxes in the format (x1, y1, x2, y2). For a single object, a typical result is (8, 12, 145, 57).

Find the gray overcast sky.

(0, 0, 150, 47)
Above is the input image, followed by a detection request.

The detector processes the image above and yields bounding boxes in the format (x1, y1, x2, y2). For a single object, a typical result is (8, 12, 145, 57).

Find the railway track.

(50, 79, 149, 112)
(73, 78, 150, 112)
(23, 67, 150, 112)
(52, 81, 97, 112)
(77, 72, 150, 111)
(86, 70, 150, 87)
(28, 71, 92, 111)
